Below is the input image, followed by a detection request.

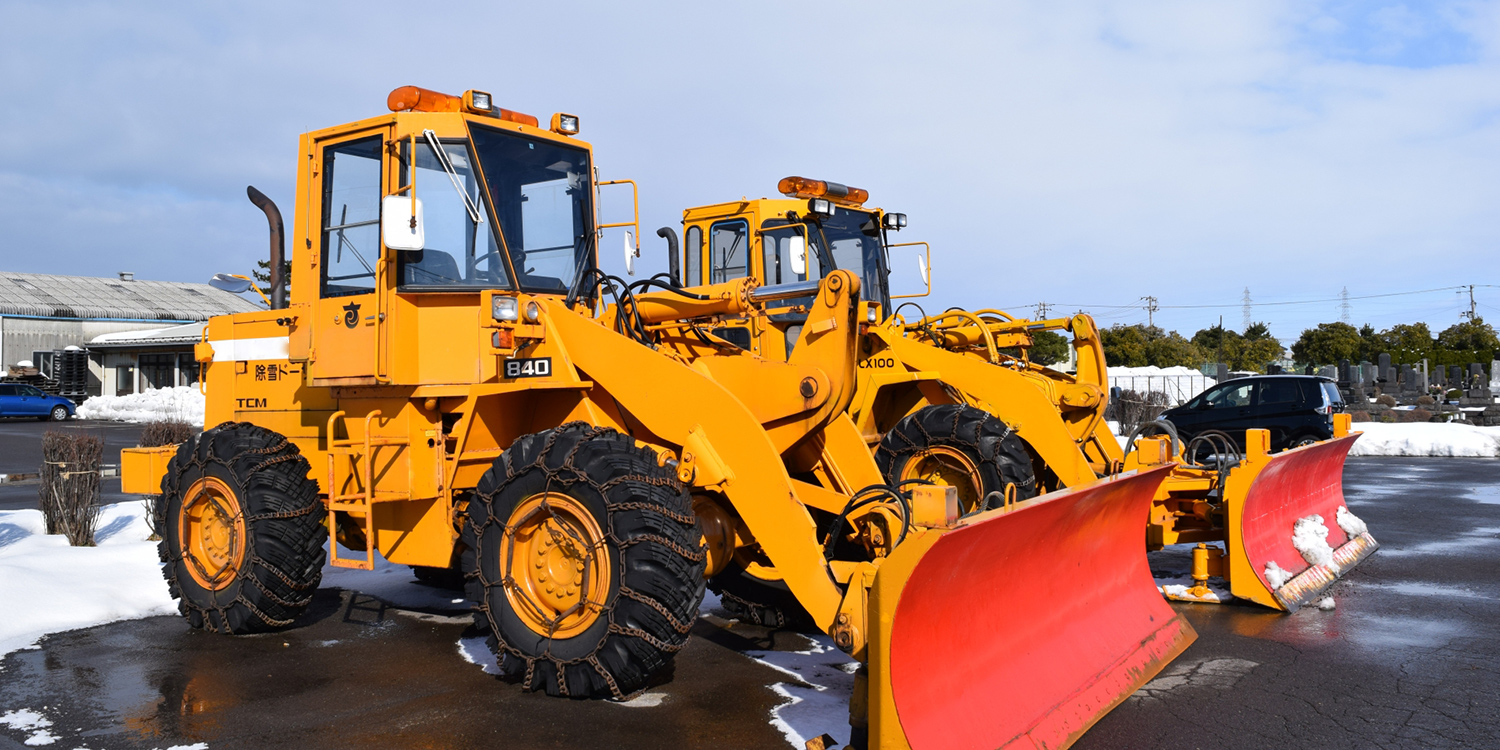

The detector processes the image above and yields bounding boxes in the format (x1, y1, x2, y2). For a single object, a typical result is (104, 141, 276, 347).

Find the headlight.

(883, 212, 907, 229)
(808, 197, 834, 216)
(492, 296, 519, 322)
(552, 113, 580, 135)
(525, 301, 541, 322)
(465, 90, 492, 112)
(866, 306, 878, 323)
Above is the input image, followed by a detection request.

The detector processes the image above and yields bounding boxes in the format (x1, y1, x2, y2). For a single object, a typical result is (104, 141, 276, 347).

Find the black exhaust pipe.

(657, 227, 680, 286)
(246, 186, 286, 310)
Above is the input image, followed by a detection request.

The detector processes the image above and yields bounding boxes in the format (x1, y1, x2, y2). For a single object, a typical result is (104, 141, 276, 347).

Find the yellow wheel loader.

(120, 89, 1192, 749)
(657, 177, 1375, 615)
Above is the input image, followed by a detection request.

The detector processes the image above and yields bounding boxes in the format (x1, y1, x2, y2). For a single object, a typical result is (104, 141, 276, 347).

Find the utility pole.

(1141, 296, 1159, 328)
(1241, 287, 1252, 331)
(1034, 301, 1052, 320)
(1340, 287, 1351, 324)
(1461, 284, 1476, 320)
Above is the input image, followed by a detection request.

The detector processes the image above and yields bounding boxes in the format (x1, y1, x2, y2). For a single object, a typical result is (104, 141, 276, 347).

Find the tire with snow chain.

(462, 423, 706, 698)
(709, 562, 813, 631)
(158, 422, 326, 634)
(876, 404, 1037, 513)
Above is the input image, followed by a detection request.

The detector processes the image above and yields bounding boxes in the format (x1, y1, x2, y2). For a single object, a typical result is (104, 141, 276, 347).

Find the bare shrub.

(1376, 394, 1397, 407)
(1350, 411, 1371, 423)
(1399, 408, 1433, 423)
(1107, 389, 1172, 436)
(139, 420, 194, 448)
(136, 419, 193, 541)
(1416, 395, 1435, 406)
(38, 431, 103, 546)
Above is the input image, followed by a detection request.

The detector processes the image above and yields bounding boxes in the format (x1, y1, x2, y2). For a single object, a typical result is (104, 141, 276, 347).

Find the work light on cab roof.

(385, 85, 579, 136)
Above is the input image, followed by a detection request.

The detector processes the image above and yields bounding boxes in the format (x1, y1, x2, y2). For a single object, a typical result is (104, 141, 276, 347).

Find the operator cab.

(676, 177, 917, 358)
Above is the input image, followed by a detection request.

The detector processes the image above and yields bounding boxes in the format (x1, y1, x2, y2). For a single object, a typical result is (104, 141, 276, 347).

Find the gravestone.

(1434, 366, 1445, 387)
(1378, 353, 1392, 383)
(1216, 363, 1228, 383)
(1362, 363, 1378, 386)
(1319, 365, 1337, 380)
(1451, 365, 1464, 387)
(1338, 359, 1351, 384)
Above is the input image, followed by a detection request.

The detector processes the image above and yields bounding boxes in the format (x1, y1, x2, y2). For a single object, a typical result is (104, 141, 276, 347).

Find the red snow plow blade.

(1226, 431, 1376, 611)
(865, 466, 1195, 750)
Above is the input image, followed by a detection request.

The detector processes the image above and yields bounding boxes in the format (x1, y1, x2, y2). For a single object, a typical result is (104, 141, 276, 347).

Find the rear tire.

(709, 562, 813, 630)
(158, 423, 326, 634)
(463, 423, 706, 698)
(876, 404, 1037, 512)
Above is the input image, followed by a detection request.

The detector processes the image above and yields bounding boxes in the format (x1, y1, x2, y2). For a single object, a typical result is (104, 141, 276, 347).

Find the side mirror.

(623, 230, 636, 276)
(209, 273, 253, 294)
(918, 254, 930, 287)
(382, 195, 425, 251)
(788, 235, 807, 276)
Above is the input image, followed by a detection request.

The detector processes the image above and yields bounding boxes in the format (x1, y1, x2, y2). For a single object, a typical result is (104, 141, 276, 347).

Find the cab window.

(320, 136, 383, 298)
(397, 138, 511, 289)
(684, 225, 703, 285)
(709, 220, 749, 284)
(761, 222, 811, 285)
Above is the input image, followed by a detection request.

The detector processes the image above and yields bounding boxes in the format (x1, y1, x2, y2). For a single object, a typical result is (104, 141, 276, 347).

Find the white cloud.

(0, 0, 1495, 338)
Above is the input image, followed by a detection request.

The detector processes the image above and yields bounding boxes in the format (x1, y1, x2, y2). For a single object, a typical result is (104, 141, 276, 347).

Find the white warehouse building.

(0, 271, 256, 397)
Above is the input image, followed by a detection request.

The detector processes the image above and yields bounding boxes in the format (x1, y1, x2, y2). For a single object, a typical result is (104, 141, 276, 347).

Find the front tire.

(464, 423, 706, 698)
(876, 404, 1037, 513)
(158, 423, 326, 633)
(48, 405, 69, 422)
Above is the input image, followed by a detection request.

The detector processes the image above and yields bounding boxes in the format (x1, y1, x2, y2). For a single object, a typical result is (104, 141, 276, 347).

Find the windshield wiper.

(422, 130, 484, 224)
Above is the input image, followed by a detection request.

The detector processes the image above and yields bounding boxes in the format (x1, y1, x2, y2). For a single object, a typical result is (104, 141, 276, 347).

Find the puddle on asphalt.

(1379, 526, 1500, 557)
(1362, 581, 1493, 600)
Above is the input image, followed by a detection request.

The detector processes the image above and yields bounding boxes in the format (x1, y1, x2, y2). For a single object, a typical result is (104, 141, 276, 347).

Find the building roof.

(88, 322, 206, 349)
(0, 272, 258, 321)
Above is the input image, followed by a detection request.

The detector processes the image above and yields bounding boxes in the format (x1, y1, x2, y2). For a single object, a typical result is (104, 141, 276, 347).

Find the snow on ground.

(0, 503, 175, 659)
(76, 385, 204, 426)
(1346, 422, 1500, 458)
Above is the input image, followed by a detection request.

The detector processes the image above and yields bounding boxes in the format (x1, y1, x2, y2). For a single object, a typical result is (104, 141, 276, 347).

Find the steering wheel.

(470, 250, 507, 282)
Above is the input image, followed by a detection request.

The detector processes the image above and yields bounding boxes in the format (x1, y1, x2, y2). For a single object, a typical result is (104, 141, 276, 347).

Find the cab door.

(309, 130, 390, 383)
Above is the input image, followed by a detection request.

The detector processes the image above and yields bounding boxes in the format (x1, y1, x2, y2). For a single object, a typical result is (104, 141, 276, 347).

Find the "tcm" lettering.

(236, 398, 267, 409)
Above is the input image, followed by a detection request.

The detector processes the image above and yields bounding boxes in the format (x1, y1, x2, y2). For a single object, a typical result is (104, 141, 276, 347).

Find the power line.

(1047, 284, 1474, 311)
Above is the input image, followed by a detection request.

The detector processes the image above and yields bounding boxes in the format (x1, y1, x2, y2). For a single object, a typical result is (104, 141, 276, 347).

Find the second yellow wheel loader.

(659, 176, 1376, 616)
(120, 87, 1191, 749)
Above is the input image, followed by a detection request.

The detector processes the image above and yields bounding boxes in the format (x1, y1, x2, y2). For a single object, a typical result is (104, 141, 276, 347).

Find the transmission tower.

(1141, 296, 1159, 327)
(1241, 287, 1252, 331)
(1339, 287, 1351, 324)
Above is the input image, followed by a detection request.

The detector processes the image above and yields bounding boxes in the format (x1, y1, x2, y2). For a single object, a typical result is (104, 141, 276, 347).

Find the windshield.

(470, 124, 594, 294)
(398, 138, 511, 289)
(806, 207, 889, 310)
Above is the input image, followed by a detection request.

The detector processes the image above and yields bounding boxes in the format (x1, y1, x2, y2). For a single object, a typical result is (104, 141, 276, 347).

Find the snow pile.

(0, 709, 57, 746)
(1348, 422, 1500, 457)
(1336, 505, 1368, 537)
(1316, 596, 1336, 611)
(1291, 515, 1334, 568)
(76, 385, 205, 426)
(0, 504, 175, 658)
(1264, 560, 1292, 589)
(1108, 366, 1215, 406)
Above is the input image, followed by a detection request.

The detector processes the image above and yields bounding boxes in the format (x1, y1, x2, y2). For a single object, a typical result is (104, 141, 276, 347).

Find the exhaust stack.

(246, 186, 286, 309)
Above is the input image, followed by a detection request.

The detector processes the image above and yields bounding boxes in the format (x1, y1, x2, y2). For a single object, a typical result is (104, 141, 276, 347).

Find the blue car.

(0, 383, 75, 421)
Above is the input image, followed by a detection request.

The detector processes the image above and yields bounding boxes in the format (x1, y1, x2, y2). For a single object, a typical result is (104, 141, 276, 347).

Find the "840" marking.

(504, 357, 552, 379)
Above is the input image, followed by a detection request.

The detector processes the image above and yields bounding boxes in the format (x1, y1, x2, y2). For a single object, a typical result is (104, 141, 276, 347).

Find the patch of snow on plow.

(1264, 560, 1292, 589)
(1157, 582, 1228, 603)
(76, 385, 205, 426)
(1336, 506, 1368, 537)
(1347, 422, 1500, 457)
(0, 504, 175, 658)
(1291, 515, 1334, 567)
(1150, 543, 1234, 602)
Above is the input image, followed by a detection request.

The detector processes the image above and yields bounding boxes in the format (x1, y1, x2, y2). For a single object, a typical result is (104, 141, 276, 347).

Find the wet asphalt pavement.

(2, 455, 1498, 749)
(0, 420, 148, 512)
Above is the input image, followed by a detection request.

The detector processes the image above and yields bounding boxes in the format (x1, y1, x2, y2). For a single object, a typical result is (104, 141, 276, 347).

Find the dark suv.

(1159, 375, 1342, 453)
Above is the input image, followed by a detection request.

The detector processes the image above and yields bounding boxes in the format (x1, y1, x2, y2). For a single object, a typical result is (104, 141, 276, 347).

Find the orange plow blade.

(866, 466, 1195, 750)
(1227, 432, 1376, 611)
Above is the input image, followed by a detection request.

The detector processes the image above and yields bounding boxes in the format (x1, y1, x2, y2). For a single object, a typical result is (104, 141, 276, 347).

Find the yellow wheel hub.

(501, 492, 609, 639)
(901, 446, 984, 513)
(180, 475, 246, 591)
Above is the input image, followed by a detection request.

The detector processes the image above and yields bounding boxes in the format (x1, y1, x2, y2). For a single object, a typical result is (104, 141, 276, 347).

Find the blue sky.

(0, 0, 1496, 344)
